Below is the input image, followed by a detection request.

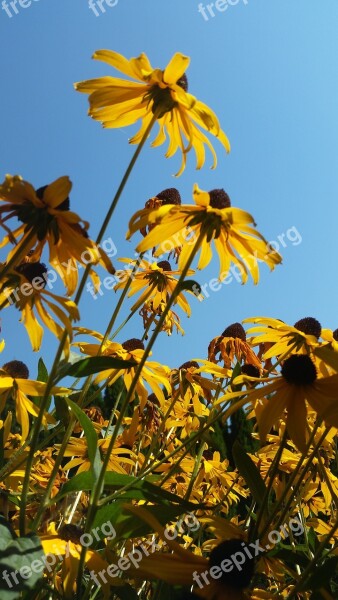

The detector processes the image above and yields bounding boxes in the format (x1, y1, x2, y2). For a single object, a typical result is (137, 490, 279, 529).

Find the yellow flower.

(140, 299, 185, 336)
(0, 363, 69, 441)
(31, 448, 66, 498)
(244, 316, 323, 362)
(0, 175, 114, 295)
(115, 258, 197, 337)
(40, 523, 121, 599)
(123, 505, 256, 600)
(128, 185, 282, 283)
(208, 322, 261, 371)
(58, 437, 136, 474)
(0, 260, 79, 353)
(75, 51, 230, 176)
(227, 354, 338, 452)
(73, 329, 171, 408)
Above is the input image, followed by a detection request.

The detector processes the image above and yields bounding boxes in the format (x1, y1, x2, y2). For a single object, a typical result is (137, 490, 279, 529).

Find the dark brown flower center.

(176, 73, 188, 92)
(221, 323, 246, 341)
(157, 260, 172, 271)
(156, 188, 181, 206)
(209, 189, 231, 209)
(36, 185, 70, 211)
(2, 360, 29, 379)
(147, 393, 160, 407)
(179, 361, 199, 370)
(294, 317, 322, 339)
(15, 262, 48, 286)
(59, 524, 84, 544)
(281, 355, 317, 386)
(242, 364, 260, 378)
(122, 338, 145, 352)
(333, 329, 338, 342)
(209, 539, 255, 589)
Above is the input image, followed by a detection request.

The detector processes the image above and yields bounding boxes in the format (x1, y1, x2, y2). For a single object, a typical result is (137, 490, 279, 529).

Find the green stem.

(18, 115, 157, 536)
(250, 428, 288, 542)
(75, 231, 205, 594)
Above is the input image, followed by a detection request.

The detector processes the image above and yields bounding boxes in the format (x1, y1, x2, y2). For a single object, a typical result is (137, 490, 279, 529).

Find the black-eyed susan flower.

(0, 260, 79, 353)
(128, 185, 282, 282)
(226, 354, 338, 452)
(75, 51, 230, 176)
(0, 175, 114, 294)
(73, 329, 171, 408)
(140, 188, 184, 261)
(0, 361, 69, 442)
(140, 299, 185, 336)
(170, 359, 229, 404)
(208, 322, 261, 370)
(123, 505, 261, 600)
(115, 258, 196, 334)
(244, 316, 323, 362)
(40, 522, 122, 599)
(58, 436, 136, 475)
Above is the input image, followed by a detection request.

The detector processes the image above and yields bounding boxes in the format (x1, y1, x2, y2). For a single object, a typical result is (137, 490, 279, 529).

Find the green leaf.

(37, 358, 48, 383)
(34, 358, 50, 409)
(56, 472, 200, 510)
(54, 396, 70, 427)
(300, 556, 338, 591)
(268, 547, 310, 569)
(92, 502, 197, 542)
(232, 440, 266, 507)
(0, 516, 44, 599)
(64, 356, 137, 378)
(66, 399, 101, 480)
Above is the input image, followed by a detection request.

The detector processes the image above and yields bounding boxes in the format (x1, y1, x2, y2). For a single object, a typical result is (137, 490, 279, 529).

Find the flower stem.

(75, 230, 205, 595)
(18, 115, 157, 536)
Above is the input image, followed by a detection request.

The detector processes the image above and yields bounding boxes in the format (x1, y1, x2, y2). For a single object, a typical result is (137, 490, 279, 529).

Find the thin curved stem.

(18, 115, 157, 535)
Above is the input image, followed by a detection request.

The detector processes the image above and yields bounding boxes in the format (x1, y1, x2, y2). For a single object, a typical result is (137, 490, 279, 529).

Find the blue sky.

(1, 0, 338, 377)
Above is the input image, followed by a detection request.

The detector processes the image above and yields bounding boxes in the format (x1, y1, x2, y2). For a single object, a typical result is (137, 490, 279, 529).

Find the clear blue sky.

(1, 0, 338, 377)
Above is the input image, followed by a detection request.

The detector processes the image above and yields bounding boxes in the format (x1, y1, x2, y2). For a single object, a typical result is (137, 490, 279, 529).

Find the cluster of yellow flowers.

(0, 50, 338, 600)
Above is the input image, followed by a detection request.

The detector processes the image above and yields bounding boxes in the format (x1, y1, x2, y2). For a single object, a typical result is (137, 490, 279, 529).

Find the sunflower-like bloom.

(40, 523, 121, 599)
(208, 322, 262, 371)
(227, 354, 338, 451)
(73, 328, 171, 408)
(128, 186, 282, 283)
(58, 436, 136, 475)
(0, 260, 79, 353)
(140, 188, 184, 264)
(122, 505, 264, 600)
(0, 362, 69, 441)
(0, 175, 114, 295)
(244, 316, 323, 363)
(140, 299, 185, 336)
(115, 258, 196, 328)
(170, 359, 229, 404)
(75, 51, 230, 176)
(31, 448, 67, 498)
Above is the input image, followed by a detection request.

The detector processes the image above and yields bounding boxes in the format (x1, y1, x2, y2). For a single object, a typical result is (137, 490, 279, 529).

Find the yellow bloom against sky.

(127, 185, 282, 284)
(75, 51, 230, 175)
